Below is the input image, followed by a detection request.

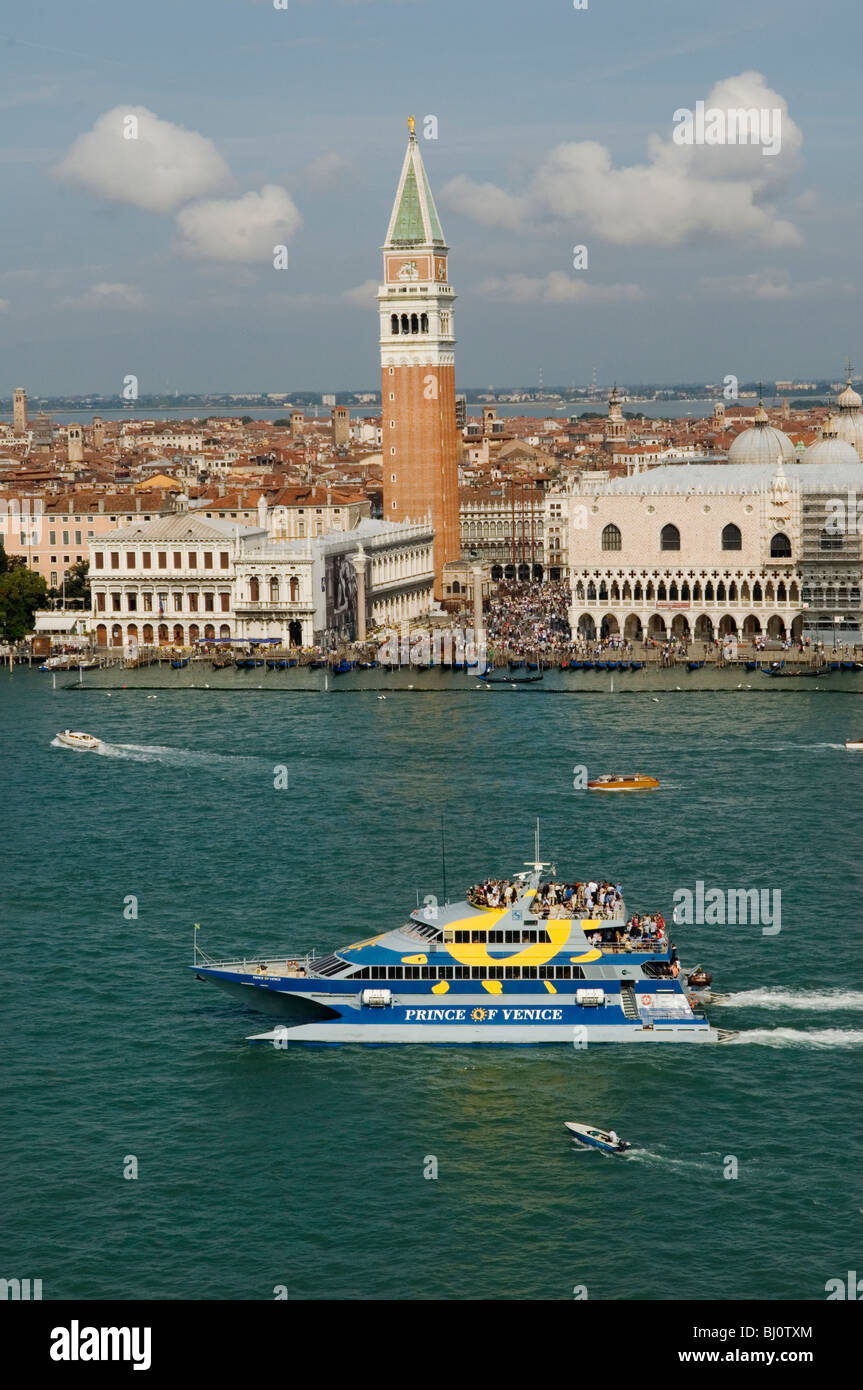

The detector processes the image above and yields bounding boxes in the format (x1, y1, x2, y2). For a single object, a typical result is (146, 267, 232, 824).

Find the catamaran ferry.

(193, 839, 717, 1045)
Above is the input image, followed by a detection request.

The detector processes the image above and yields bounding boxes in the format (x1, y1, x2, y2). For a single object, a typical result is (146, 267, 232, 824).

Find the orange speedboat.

(587, 773, 659, 792)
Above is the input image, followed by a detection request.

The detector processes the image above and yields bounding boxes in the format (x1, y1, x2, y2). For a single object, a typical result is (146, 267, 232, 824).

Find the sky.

(0, 0, 861, 395)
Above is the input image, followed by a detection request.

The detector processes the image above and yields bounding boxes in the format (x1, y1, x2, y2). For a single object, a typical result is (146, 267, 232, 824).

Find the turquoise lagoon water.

(2, 669, 862, 1300)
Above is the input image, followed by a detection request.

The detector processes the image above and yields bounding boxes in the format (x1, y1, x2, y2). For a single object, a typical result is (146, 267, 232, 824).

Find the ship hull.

(247, 1020, 716, 1044)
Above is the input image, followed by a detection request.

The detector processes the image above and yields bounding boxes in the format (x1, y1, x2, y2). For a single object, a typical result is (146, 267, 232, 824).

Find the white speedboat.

(55, 730, 102, 751)
(845, 738, 863, 750)
(564, 1121, 630, 1154)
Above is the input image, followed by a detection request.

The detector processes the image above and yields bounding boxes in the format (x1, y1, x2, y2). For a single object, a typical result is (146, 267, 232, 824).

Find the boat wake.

(713, 988, 863, 1011)
(94, 742, 260, 767)
(720, 1027, 863, 1048)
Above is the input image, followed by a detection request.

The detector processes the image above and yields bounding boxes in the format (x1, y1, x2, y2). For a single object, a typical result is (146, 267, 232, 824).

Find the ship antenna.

(441, 814, 448, 905)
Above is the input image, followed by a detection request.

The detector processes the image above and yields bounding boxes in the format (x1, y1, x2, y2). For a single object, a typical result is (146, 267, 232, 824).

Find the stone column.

(352, 546, 369, 641)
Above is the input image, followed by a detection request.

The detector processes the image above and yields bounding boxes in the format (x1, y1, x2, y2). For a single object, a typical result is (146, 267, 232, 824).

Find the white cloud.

(442, 72, 802, 250)
(477, 273, 646, 304)
(176, 185, 302, 262)
(53, 106, 230, 213)
(699, 270, 857, 301)
(301, 152, 351, 190)
(440, 174, 528, 232)
(342, 279, 379, 307)
(62, 282, 146, 310)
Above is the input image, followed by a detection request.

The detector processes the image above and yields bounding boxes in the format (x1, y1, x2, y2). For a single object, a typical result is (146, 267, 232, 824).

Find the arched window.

(602, 523, 622, 552)
(716, 581, 726, 602)
(658, 582, 667, 601)
(770, 532, 791, 558)
(705, 582, 714, 601)
(599, 581, 608, 601)
(451, 581, 461, 594)
(575, 581, 585, 600)
(289, 576, 299, 601)
(789, 582, 799, 602)
(646, 581, 654, 600)
(420, 313, 429, 333)
(634, 582, 643, 600)
(777, 582, 787, 602)
(740, 581, 750, 602)
(623, 581, 632, 600)
(660, 523, 680, 551)
(587, 581, 597, 601)
(391, 314, 399, 335)
(410, 313, 419, 334)
(249, 576, 259, 601)
(692, 582, 701, 601)
(681, 582, 690, 600)
(269, 577, 279, 601)
(722, 523, 742, 551)
(820, 528, 842, 551)
(611, 581, 620, 601)
(753, 581, 762, 602)
(728, 582, 737, 602)
(669, 581, 679, 600)
(400, 314, 409, 334)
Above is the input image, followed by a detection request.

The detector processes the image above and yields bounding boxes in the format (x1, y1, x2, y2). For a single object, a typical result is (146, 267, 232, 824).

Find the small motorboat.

(55, 730, 102, 751)
(587, 773, 659, 792)
(845, 738, 863, 750)
(686, 964, 713, 989)
(564, 1122, 630, 1154)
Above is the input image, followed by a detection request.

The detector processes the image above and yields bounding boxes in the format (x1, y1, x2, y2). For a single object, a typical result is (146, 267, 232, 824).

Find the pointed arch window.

(391, 314, 399, 335)
(722, 523, 742, 551)
(660, 523, 680, 551)
(420, 313, 429, 333)
(601, 523, 622, 552)
(770, 531, 791, 558)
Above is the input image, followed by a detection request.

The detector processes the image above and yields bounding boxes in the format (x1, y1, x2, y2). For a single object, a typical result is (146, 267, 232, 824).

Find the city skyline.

(1, 0, 861, 394)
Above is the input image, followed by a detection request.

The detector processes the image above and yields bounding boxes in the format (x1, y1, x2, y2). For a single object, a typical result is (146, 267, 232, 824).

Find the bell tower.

(379, 116, 460, 597)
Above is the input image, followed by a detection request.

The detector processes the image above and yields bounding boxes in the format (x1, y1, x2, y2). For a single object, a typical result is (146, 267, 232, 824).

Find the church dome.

(834, 377, 863, 459)
(727, 405, 796, 467)
(802, 414, 860, 466)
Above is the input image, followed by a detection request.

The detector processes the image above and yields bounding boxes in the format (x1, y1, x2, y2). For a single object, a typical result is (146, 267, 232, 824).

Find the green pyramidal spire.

(385, 116, 446, 247)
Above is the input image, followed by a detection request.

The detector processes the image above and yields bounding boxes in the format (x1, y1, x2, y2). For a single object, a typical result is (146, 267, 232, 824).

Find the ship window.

(471, 930, 486, 943)
(555, 966, 572, 979)
(454, 966, 470, 980)
(404, 966, 420, 979)
(522, 966, 538, 979)
(387, 966, 403, 979)
(421, 966, 435, 979)
(470, 967, 484, 979)
(505, 966, 520, 980)
(487, 966, 504, 980)
(455, 930, 470, 943)
(538, 966, 554, 979)
(437, 966, 454, 979)
(488, 930, 504, 943)
(505, 930, 520, 944)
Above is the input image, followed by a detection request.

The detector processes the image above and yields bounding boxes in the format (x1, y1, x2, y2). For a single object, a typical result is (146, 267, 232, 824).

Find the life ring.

(640, 994, 654, 1009)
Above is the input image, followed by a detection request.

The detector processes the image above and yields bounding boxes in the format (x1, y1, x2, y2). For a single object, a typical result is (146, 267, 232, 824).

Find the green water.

(3, 670, 862, 1300)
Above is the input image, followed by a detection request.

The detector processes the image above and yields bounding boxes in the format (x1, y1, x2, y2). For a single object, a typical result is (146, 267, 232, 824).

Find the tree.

(0, 566, 47, 641)
(62, 559, 90, 602)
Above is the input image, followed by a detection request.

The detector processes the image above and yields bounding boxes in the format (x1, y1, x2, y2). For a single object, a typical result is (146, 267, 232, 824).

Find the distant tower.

(13, 387, 27, 435)
(67, 424, 84, 465)
(290, 410, 304, 440)
(605, 386, 627, 446)
(92, 415, 105, 449)
(33, 412, 53, 451)
(332, 405, 350, 448)
(379, 116, 460, 597)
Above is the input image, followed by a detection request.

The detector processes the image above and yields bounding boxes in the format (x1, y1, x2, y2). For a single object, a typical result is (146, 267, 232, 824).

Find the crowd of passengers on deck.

(468, 878, 626, 919)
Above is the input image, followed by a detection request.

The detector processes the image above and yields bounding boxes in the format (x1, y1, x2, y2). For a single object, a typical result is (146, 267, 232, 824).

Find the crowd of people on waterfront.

(486, 580, 573, 656)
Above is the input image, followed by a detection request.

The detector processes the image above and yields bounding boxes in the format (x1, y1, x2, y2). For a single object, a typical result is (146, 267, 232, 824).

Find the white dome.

(835, 378, 863, 459)
(803, 414, 860, 466)
(728, 408, 796, 467)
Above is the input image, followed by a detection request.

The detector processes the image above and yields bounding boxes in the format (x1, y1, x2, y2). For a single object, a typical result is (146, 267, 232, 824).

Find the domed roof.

(834, 377, 863, 459)
(727, 405, 796, 467)
(802, 415, 860, 466)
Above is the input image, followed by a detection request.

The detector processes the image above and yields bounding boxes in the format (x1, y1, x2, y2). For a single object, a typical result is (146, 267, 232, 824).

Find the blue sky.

(1, 0, 860, 394)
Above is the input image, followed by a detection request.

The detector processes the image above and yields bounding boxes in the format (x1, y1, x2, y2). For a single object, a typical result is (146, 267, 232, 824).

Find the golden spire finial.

(408, 114, 416, 138)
